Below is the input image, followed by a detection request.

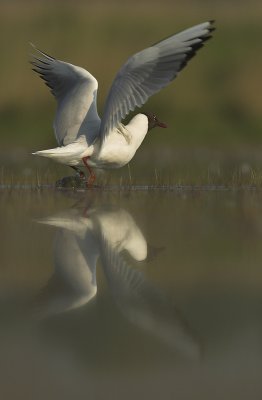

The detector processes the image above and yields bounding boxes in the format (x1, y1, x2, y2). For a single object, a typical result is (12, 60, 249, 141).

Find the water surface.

(0, 189, 262, 399)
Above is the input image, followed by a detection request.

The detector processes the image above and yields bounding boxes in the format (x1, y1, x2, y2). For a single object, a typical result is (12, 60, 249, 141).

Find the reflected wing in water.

(99, 235, 201, 358)
(35, 213, 99, 318)
(35, 205, 148, 318)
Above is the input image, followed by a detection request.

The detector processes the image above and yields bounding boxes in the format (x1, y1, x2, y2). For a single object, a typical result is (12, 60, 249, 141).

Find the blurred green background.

(1, 0, 262, 184)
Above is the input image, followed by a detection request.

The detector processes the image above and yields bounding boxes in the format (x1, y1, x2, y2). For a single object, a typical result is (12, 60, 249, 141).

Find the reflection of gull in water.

(37, 206, 147, 316)
(37, 218, 98, 316)
(99, 235, 200, 358)
(37, 204, 200, 357)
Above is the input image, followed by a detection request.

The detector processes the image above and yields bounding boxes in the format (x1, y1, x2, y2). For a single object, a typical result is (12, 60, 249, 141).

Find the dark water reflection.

(36, 204, 199, 356)
(0, 190, 262, 399)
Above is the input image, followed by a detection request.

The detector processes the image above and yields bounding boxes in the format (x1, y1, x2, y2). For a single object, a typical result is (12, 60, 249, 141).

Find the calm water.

(0, 188, 262, 399)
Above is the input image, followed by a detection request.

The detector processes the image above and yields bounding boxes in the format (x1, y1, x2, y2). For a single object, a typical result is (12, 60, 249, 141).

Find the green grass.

(2, 162, 262, 190)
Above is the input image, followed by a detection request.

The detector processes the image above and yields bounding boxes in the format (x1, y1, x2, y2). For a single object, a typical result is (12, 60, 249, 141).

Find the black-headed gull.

(31, 21, 215, 185)
(36, 205, 148, 316)
(36, 204, 199, 357)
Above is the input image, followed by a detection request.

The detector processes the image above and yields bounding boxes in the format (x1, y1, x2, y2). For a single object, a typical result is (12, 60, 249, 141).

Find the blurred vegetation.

(0, 0, 262, 182)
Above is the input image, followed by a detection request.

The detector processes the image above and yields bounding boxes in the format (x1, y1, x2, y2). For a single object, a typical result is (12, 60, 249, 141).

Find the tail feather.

(32, 136, 93, 165)
(33, 149, 56, 156)
(32, 145, 85, 165)
(32, 148, 66, 159)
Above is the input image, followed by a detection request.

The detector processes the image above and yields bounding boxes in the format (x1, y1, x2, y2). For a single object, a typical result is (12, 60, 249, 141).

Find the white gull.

(35, 205, 148, 316)
(36, 204, 199, 357)
(31, 21, 215, 185)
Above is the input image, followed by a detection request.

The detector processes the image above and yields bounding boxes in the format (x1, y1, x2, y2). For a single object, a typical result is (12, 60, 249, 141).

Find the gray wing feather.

(31, 45, 100, 146)
(99, 21, 215, 141)
(99, 235, 200, 357)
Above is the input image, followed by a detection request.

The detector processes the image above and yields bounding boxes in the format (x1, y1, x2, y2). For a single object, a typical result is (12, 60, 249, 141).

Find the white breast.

(92, 113, 149, 169)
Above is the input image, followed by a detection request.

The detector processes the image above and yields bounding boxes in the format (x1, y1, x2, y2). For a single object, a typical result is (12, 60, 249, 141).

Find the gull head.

(142, 112, 167, 131)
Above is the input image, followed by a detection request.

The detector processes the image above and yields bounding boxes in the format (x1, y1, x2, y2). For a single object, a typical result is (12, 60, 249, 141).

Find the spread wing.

(31, 45, 100, 146)
(35, 212, 99, 318)
(99, 236, 200, 357)
(99, 20, 215, 142)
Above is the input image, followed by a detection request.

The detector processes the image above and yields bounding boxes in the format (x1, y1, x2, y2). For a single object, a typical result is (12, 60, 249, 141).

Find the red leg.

(82, 156, 96, 187)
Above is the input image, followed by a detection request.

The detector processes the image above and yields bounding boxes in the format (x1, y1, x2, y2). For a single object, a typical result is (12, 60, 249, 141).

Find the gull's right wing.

(31, 45, 100, 146)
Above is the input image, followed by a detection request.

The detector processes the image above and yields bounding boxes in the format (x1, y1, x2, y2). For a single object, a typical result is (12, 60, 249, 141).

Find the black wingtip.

(31, 56, 49, 65)
(30, 61, 49, 71)
(177, 21, 216, 73)
(29, 43, 55, 61)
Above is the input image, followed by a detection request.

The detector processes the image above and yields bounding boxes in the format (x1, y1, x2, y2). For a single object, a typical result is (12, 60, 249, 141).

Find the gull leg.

(82, 157, 96, 187)
(70, 166, 85, 179)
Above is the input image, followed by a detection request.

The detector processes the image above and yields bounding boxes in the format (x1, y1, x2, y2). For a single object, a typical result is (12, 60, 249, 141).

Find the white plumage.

(31, 21, 215, 184)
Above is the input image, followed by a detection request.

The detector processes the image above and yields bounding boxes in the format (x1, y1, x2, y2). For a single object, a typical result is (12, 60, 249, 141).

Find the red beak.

(157, 120, 167, 128)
